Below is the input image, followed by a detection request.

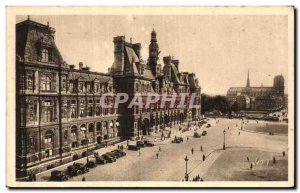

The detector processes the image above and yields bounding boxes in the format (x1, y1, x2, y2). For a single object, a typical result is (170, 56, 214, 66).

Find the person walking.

(202, 154, 206, 161)
(273, 156, 276, 164)
(200, 146, 203, 152)
(82, 176, 86, 181)
(191, 148, 194, 155)
(283, 151, 286, 157)
(247, 157, 250, 162)
(250, 163, 253, 170)
(159, 146, 161, 152)
(156, 153, 159, 159)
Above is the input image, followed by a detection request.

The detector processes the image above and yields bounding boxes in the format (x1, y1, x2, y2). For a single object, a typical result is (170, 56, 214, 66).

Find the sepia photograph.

(6, 6, 294, 188)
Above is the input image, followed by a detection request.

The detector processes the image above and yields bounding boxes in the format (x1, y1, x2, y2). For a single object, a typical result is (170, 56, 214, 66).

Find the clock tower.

(148, 28, 161, 77)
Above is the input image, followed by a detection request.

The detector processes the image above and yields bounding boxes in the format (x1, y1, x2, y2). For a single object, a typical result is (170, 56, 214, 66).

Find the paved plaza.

(36, 118, 288, 181)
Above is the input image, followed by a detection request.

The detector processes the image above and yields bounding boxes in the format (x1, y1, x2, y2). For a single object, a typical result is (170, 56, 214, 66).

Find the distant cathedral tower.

(148, 28, 161, 77)
(246, 69, 250, 88)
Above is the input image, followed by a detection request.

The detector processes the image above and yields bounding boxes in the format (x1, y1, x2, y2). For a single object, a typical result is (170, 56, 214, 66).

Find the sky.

(16, 15, 288, 95)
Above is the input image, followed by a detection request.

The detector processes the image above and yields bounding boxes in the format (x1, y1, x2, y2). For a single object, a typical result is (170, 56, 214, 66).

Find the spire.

(246, 69, 250, 87)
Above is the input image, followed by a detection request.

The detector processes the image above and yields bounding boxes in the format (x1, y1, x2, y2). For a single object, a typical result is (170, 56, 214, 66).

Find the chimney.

(163, 56, 172, 64)
(79, 62, 83, 70)
(172, 59, 179, 71)
(69, 64, 75, 69)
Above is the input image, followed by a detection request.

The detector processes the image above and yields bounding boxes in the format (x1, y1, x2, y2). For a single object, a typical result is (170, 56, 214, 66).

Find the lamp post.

(184, 155, 189, 181)
(223, 129, 226, 150)
(86, 132, 89, 163)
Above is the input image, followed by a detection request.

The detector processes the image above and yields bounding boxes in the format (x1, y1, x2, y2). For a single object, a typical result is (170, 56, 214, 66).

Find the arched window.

(71, 126, 77, 137)
(42, 76, 52, 91)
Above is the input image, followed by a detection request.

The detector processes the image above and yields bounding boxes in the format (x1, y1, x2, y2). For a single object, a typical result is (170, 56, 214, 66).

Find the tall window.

(41, 48, 49, 62)
(69, 82, 73, 92)
(42, 76, 52, 91)
(44, 109, 52, 122)
(27, 75, 33, 90)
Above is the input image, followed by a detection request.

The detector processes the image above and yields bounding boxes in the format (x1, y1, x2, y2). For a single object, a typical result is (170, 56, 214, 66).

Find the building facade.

(16, 18, 201, 179)
(227, 70, 285, 111)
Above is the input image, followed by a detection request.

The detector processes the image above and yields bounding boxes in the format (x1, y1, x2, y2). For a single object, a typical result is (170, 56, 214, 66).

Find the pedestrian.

(156, 153, 159, 159)
(141, 136, 144, 140)
(191, 148, 194, 155)
(200, 178, 203, 181)
(250, 163, 253, 169)
(238, 131, 240, 135)
(247, 157, 249, 162)
(187, 137, 189, 141)
(82, 176, 86, 181)
(159, 146, 161, 152)
(202, 154, 206, 161)
(283, 151, 286, 157)
(117, 145, 120, 149)
(273, 156, 276, 164)
(201, 146, 203, 152)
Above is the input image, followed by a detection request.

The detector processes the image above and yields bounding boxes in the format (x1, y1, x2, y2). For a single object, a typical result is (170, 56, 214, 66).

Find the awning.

(80, 127, 86, 131)
(110, 122, 113, 127)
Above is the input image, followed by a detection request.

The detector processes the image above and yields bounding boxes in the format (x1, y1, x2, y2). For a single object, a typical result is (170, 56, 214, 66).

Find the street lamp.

(86, 132, 89, 163)
(223, 129, 226, 150)
(184, 155, 189, 181)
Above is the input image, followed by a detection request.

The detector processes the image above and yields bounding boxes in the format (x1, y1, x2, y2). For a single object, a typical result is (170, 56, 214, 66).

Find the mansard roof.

(16, 19, 63, 65)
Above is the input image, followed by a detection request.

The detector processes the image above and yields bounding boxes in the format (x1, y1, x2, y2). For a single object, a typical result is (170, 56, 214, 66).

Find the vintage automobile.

(102, 154, 116, 163)
(172, 138, 183, 143)
(202, 131, 207, 136)
(49, 170, 69, 181)
(86, 160, 97, 168)
(111, 149, 126, 157)
(73, 162, 90, 174)
(95, 156, 107, 164)
(67, 165, 82, 177)
(144, 140, 155, 147)
(128, 144, 140, 151)
(137, 141, 145, 148)
(193, 132, 201, 138)
(106, 151, 120, 159)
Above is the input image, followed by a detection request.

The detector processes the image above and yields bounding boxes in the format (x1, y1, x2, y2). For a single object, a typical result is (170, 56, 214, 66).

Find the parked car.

(95, 156, 107, 164)
(144, 140, 155, 147)
(137, 141, 145, 148)
(128, 145, 140, 151)
(111, 149, 126, 157)
(102, 154, 116, 162)
(177, 137, 184, 142)
(106, 152, 120, 159)
(86, 160, 97, 168)
(172, 138, 182, 143)
(67, 165, 82, 177)
(50, 170, 69, 181)
(193, 132, 201, 138)
(202, 131, 207, 136)
(206, 124, 211, 128)
(73, 163, 89, 174)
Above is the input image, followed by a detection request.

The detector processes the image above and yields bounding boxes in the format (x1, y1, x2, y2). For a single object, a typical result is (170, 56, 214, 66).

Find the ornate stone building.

(16, 18, 201, 179)
(227, 70, 285, 111)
